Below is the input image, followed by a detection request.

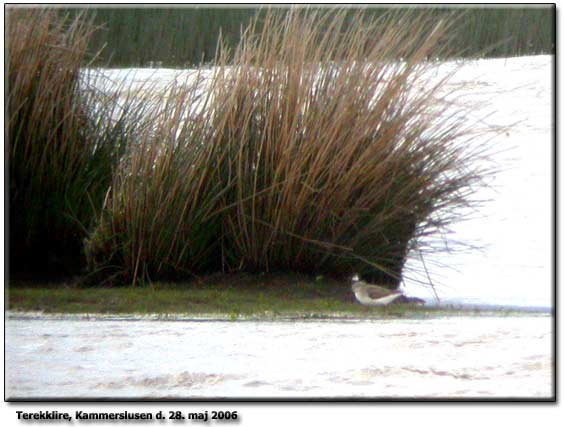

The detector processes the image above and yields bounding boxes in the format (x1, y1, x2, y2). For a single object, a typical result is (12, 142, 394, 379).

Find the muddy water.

(5, 315, 553, 399)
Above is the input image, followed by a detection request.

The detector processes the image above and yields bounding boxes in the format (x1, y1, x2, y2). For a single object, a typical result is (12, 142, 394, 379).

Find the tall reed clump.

(84, 75, 230, 285)
(7, 9, 146, 278)
(86, 9, 493, 287)
(211, 9, 492, 286)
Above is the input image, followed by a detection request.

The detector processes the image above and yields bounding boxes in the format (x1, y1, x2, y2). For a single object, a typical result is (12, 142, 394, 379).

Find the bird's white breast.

(353, 288, 402, 306)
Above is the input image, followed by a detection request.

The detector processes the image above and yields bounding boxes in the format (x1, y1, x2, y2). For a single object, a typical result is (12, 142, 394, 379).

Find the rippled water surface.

(5, 315, 553, 399)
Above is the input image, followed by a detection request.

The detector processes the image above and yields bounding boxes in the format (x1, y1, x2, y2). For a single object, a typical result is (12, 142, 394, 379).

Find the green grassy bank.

(6, 274, 535, 319)
(7, 274, 351, 316)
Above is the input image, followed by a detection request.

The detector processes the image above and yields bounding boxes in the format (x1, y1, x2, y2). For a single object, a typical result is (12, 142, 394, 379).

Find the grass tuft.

(85, 9, 496, 287)
(7, 9, 150, 278)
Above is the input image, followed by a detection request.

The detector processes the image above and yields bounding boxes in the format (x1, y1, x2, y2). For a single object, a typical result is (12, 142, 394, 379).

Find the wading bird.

(351, 276, 425, 306)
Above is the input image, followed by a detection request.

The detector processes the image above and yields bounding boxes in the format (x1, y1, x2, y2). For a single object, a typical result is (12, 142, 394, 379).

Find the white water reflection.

(5, 315, 552, 399)
(402, 56, 552, 309)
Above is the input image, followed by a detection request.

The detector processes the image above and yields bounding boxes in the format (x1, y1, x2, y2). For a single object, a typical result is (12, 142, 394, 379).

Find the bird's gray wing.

(364, 284, 399, 299)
